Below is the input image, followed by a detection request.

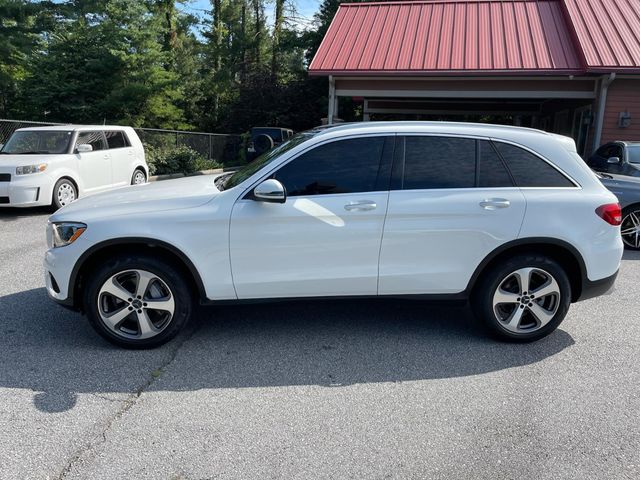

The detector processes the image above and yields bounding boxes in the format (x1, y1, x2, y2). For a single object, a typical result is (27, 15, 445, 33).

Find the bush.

(144, 144, 222, 176)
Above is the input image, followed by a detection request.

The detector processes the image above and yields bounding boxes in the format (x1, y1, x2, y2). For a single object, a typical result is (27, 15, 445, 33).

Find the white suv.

(0, 125, 147, 209)
(44, 122, 623, 348)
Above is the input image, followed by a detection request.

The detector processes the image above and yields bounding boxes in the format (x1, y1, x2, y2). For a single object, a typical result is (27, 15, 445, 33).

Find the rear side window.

(478, 140, 513, 188)
(273, 137, 388, 196)
(402, 136, 476, 189)
(105, 131, 130, 149)
(75, 131, 107, 152)
(493, 142, 574, 188)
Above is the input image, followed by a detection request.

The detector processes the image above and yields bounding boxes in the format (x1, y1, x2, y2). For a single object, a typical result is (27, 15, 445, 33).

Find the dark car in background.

(587, 141, 640, 177)
(247, 127, 294, 161)
(597, 170, 640, 249)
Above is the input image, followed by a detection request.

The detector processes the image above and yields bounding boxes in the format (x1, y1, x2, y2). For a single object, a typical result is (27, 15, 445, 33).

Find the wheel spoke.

(513, 268, 533, 294)
(528, 302, 555, 328)
(630, 212, 640, 227)
(145, 297, 174, 314)
(621, 227, 636, 235)
(531, 278, 560, 299)
(135, 310, 157, 338)
(494, 288, 520, 304)
(506, 306, 525, 330)
(100, 279, 132, 302)
(136, 271, 155, 298)
(102, 307, 132, 328)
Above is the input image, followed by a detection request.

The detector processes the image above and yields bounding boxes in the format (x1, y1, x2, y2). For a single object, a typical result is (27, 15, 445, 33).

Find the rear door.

(75, 131, 111, 192)
(378, 136, 527, 295)
(105, 130, 134, 186)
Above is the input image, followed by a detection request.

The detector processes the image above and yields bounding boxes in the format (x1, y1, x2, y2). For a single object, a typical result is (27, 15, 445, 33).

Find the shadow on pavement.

(0, 207, 52, 222)
(622, 249, 640, 261)
(0, 288, 574, 412)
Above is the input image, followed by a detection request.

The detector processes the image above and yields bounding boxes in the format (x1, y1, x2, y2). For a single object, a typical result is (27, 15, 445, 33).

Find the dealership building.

(309, 0, 640, 156)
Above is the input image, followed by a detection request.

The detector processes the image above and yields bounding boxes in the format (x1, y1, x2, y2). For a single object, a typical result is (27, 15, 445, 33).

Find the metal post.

(328, 75, 335, 125)
(593, 73, 616, 152)
(363, 99, 370, 122)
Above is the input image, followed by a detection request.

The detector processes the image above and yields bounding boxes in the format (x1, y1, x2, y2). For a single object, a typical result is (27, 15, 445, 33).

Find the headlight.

(16, 164, 47, 175)
(49, 222, 87, 248)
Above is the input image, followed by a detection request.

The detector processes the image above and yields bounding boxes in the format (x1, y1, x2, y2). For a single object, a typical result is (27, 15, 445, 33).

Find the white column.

(363, 99, 370, 121)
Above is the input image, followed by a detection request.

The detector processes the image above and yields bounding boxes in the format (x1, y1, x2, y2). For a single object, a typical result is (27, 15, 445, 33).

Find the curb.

(149, 168, 224, 182)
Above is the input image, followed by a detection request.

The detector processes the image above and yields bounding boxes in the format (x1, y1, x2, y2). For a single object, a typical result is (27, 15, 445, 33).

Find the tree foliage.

(0, 0, 347, 132)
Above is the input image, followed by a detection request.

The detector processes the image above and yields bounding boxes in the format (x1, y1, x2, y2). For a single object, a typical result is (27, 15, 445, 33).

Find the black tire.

(83, 254, 193, 349)
(131, 168, 147, 185)
(471, 254, 571, 342)
(52, 178, 78, 210)
(620, 206, 640, 250)
(254, 134, 274, 154)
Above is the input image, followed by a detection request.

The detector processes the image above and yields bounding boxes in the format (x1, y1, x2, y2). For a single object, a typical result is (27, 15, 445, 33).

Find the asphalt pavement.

(0, 207, 638, 479)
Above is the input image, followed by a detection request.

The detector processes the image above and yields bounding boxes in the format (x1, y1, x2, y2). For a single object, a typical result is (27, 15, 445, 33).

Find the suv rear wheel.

(472, 254, 571, 342)
(84, 254, 192, 348)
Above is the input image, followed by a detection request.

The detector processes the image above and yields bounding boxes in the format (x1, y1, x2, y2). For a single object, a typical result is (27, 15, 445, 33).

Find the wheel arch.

(467, 238, 587, 303)
(69, 238, 207, 311)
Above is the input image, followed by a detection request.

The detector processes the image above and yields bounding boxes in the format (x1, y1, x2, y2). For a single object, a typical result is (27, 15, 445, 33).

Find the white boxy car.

(0, 125, 148, 209)
(44, 122, 623, 348)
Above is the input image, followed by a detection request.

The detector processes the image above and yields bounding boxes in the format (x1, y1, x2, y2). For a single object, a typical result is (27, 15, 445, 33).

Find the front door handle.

(344, 200, 377, 211)
(479, 198, 510, 210)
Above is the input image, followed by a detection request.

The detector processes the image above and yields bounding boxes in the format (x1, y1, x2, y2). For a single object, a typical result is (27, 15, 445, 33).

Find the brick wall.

(600, 79, 640, 145)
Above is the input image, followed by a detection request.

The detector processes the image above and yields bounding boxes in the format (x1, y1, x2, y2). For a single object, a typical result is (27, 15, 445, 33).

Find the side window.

(493, 142, 574, 188)
(596, 144, 613, 158)
(105, 131, 130, 149)
(402, 136, 476, 189)
(478, 140, 513, 187)
(273, 137, 387, 196)
(75, 131, 107, 152)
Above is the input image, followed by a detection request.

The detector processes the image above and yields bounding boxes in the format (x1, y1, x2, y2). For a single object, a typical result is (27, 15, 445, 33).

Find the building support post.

(327, 75, 335, 125)
(593, 73, 616, 151)
(363, 99, 370, 121)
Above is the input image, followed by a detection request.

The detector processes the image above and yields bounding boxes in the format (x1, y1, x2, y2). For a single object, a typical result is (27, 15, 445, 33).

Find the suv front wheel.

(472, 254, 571, 342)
(84, 254, 193, 348)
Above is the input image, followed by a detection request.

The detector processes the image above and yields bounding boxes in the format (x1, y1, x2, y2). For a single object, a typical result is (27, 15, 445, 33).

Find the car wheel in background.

(52, 178, 77, 210)
(620, 207, 640, 250)
(131, 168, 147, 185)
(84, 254, 193, 349)
(472, 254, 571, 342)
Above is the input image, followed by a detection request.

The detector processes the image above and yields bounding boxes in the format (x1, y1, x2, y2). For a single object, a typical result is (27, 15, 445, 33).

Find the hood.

(51, 174, 221, 222)
(0, 154, 63, 170)
(599, 172, 640, 186)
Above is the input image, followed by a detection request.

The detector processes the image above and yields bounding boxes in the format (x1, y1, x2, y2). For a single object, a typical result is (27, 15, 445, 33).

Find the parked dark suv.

(247, 127, 294, 160)
(587, 141, 640, 177)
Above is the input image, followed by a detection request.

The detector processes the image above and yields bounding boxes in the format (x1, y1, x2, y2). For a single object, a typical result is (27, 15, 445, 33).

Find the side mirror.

(607, 156, 621, 164)
(253, 179, 286, 203)
(76, 144, 93, 153)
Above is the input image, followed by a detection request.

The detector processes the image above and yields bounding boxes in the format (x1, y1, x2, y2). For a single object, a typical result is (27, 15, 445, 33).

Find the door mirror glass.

(76, 144, 93, 153)
(253, 179, 286, 203)
(607, 156, 621, 164)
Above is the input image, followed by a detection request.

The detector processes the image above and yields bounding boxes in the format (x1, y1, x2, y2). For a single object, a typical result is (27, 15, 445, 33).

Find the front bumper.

(44, 239, 88, 310)
(0, 174, 53, 207)
(577, 270, 618, 301)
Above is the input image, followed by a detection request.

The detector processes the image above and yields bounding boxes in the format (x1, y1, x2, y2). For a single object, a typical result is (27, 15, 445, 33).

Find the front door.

(379, 136, 527, 295)
(230, 136, 393, 299)
(75, 131, 111, 193)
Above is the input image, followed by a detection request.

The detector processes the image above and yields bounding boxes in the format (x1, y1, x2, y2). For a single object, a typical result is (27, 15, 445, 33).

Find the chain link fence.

(0, 119, 245, 166)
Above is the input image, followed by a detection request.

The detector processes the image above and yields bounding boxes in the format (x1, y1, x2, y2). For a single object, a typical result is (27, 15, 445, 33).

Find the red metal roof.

(309, 0, 640, 76)
(563, 0, 640, 71)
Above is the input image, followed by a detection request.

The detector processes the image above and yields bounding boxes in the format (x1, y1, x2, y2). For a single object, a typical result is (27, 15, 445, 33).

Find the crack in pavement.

(54, 317, 201, 479)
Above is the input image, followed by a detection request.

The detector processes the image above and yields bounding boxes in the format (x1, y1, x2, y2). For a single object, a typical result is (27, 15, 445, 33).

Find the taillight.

(596, 203, 622, 226)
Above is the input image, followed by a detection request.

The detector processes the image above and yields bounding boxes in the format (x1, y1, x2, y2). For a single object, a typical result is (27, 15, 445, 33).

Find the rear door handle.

(479, 198, 510, 210)
(344, 200, 377, 211)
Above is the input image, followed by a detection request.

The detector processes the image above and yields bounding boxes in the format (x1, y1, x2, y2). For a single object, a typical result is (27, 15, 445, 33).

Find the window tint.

(76, 131, 106, 152)
(402, 136, 475, 189)
(494, 142, 574, 188)
(105, 130, 130, 149)
(596, 144, 614, 158)
(478, 140, 513, 187)
(273, 137, 386, 196)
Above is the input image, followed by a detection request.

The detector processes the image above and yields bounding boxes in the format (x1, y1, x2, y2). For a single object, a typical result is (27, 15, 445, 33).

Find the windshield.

(223, 132, 314, 190)
(0, 130, 73, 154)
(629, 146, 640, 164)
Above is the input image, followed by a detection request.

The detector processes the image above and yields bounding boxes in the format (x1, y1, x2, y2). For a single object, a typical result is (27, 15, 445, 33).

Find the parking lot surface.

(0, 207, 639, 479)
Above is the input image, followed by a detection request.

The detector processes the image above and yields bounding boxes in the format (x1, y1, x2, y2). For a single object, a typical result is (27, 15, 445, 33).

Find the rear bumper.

(578, 270, 618, 302)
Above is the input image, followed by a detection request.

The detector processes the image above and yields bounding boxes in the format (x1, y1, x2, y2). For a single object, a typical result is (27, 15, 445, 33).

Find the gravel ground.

(0, 207, 638, 479)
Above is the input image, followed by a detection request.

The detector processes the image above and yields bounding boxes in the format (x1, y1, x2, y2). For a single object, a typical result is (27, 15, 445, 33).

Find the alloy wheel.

(621, 210, 640, 249)
(133, 171, 146, 185)
(97, 269, 175, 340)
(57, 183, 76, 206)
(492, 267, 561, 334)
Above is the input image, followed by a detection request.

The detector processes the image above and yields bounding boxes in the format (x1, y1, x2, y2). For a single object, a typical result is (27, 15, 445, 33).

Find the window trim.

(238, 133, 397, 201)
(490, 138, 580, 189)
(104, 130, 132, 150)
